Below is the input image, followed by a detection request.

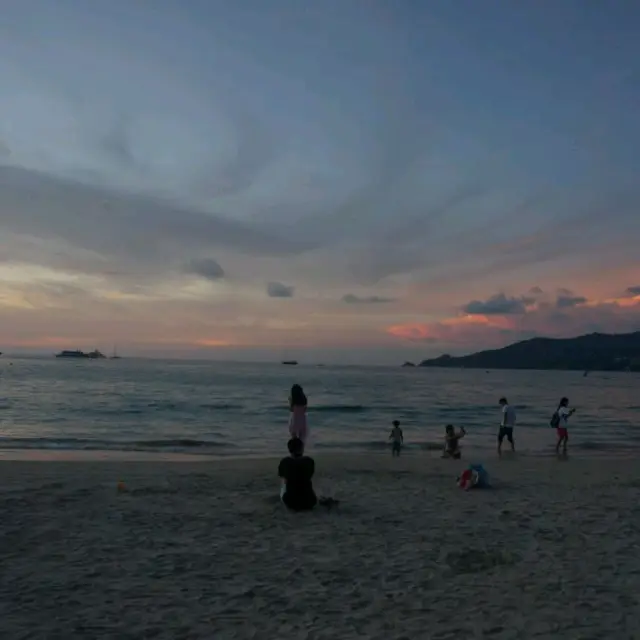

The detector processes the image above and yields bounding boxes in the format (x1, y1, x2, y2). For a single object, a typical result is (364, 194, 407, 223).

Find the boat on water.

(282, 360, 298, 365)
(55, 349, 106, 359)
(110, 346, 121, 360)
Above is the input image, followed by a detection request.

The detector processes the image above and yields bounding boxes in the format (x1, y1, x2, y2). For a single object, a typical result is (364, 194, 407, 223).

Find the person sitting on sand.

(458, 464, 489, 490)
(389, 420, 404, 457)
(443, 425, 466, 459)
(278, 437, 317, 511)
(288, 384, 308, 444)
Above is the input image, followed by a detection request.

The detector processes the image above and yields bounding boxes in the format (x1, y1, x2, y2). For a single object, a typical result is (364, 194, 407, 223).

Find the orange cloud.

(588, 294, 640, 308)
(387, 313, 516, 343)
(193, 338, 234, 347)
(386, 290, 640, 350)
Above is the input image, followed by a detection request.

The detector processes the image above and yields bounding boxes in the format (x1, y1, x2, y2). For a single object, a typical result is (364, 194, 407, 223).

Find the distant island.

(55, 350, 106, 359)
(416, 331, 640, 372)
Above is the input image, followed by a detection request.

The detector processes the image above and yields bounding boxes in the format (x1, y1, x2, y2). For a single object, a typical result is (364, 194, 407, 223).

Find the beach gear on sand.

(458, 464, 489, 490)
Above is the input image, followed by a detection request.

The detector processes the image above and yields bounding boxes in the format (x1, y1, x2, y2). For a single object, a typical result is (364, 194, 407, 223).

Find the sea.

(0, 357, 639, 458)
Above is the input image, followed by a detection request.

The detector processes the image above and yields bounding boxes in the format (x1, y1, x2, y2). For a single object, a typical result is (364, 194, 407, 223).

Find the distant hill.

(418, 331, 640, 372)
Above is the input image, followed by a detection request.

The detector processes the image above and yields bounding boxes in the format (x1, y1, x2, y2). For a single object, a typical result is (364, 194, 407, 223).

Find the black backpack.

(549, 410, 560, 428)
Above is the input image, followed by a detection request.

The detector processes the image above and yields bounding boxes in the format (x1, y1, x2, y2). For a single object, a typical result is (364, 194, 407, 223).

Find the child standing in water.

(389, 420, 404, 456)
(443, 425, 466, 459)
(552, 396, 575, 456)
(288, 384, 308, 444)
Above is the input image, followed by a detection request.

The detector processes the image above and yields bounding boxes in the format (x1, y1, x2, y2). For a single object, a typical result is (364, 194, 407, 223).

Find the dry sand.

(2, 452, 640, 639)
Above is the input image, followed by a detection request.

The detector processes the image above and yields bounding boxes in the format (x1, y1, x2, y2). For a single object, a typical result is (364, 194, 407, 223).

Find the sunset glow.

(1, 2, 639, 363)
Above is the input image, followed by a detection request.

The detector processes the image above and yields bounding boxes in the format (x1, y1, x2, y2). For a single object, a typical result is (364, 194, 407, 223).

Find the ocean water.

(0, 357, 639, 457)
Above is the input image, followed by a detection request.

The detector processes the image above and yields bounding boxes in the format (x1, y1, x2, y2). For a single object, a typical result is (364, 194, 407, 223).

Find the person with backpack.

(550, 397, 575, 456)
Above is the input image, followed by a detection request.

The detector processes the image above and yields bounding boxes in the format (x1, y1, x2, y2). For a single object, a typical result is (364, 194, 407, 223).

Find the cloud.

(387, 314, 518, 346)
(462, 293, 527, 316)
(0, 165, 307, 257)
(0, 165, 316, 296)
(627, 286, 640, 296)
(1, 279, 96, 311)
(404, 186, 640, 291)
(184, 258, 225, 281)
(343, 185, 490, 284)
(387, 287, 640, 352)
(267, 281, 294, 298)
(342, 294, 395, 304)
(2, 1, 640, 365)
(556, 294, 587, 308)
(190, 106, 279, 200)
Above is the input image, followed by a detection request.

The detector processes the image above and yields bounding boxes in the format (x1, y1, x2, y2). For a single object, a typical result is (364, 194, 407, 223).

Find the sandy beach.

(2, 452, 640, 639)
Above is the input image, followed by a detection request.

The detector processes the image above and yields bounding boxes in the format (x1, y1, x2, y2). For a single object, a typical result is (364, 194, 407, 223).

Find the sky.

(1, 0, 639, 364)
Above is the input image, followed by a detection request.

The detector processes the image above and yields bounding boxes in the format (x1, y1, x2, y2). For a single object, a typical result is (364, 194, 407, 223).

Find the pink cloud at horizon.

(386, 289, 640, 352)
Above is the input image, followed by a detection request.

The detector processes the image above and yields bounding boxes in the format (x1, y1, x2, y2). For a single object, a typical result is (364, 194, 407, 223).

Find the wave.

(265, 404, 372, 414)
(198, 403, 243, 411)
(574, 440, 623, 451)
(0, 436, 233, 454)
(312, 404, 370, 414)
(435, 405, 493, 415)
(147, 402, 244, 411)
(61, 402, 245, 415)
(314, 440, 444, 452)
(134, 438, 230, 449)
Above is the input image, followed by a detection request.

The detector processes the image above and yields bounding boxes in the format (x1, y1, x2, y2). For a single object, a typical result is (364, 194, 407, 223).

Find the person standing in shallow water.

(553, 397, 575, 456)
(288, 384, 308, 444)
(389, 420, 403, 456)
(497, 397, 516, 457)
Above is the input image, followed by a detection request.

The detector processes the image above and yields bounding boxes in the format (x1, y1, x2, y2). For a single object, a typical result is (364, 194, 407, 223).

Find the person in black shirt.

(278, 437, 317, 511)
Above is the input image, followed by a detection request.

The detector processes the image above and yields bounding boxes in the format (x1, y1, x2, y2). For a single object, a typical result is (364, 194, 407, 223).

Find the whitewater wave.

(265, 404, 372, 414)
(198, 402, 244, 411)
(314, 440, 444, 452)
(312, 404, 370, 414)
(574, 440, 627, 451)
(0, 436, 234, 454)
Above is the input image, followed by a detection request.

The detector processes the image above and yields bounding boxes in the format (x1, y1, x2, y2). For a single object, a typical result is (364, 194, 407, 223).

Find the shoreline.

(1, 445, 638, 463)
(2, 450, 639, 480)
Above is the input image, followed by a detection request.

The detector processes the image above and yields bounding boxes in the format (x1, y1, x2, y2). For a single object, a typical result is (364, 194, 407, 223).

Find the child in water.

(553, 396, 576, 456)
(389, 420, 404, 456)
(443, 425, 466, 459)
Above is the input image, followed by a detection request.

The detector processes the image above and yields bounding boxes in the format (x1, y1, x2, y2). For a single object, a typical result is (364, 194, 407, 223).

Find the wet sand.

(2, 453, 639, 639)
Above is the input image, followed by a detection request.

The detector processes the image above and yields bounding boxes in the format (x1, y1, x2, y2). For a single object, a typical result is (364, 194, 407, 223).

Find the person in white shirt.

(498, 397, 516, 456)
(554, 397, 575, 456)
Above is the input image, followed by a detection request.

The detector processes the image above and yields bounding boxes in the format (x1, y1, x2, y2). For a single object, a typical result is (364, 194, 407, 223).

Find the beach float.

(458, 464, 489, 490)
